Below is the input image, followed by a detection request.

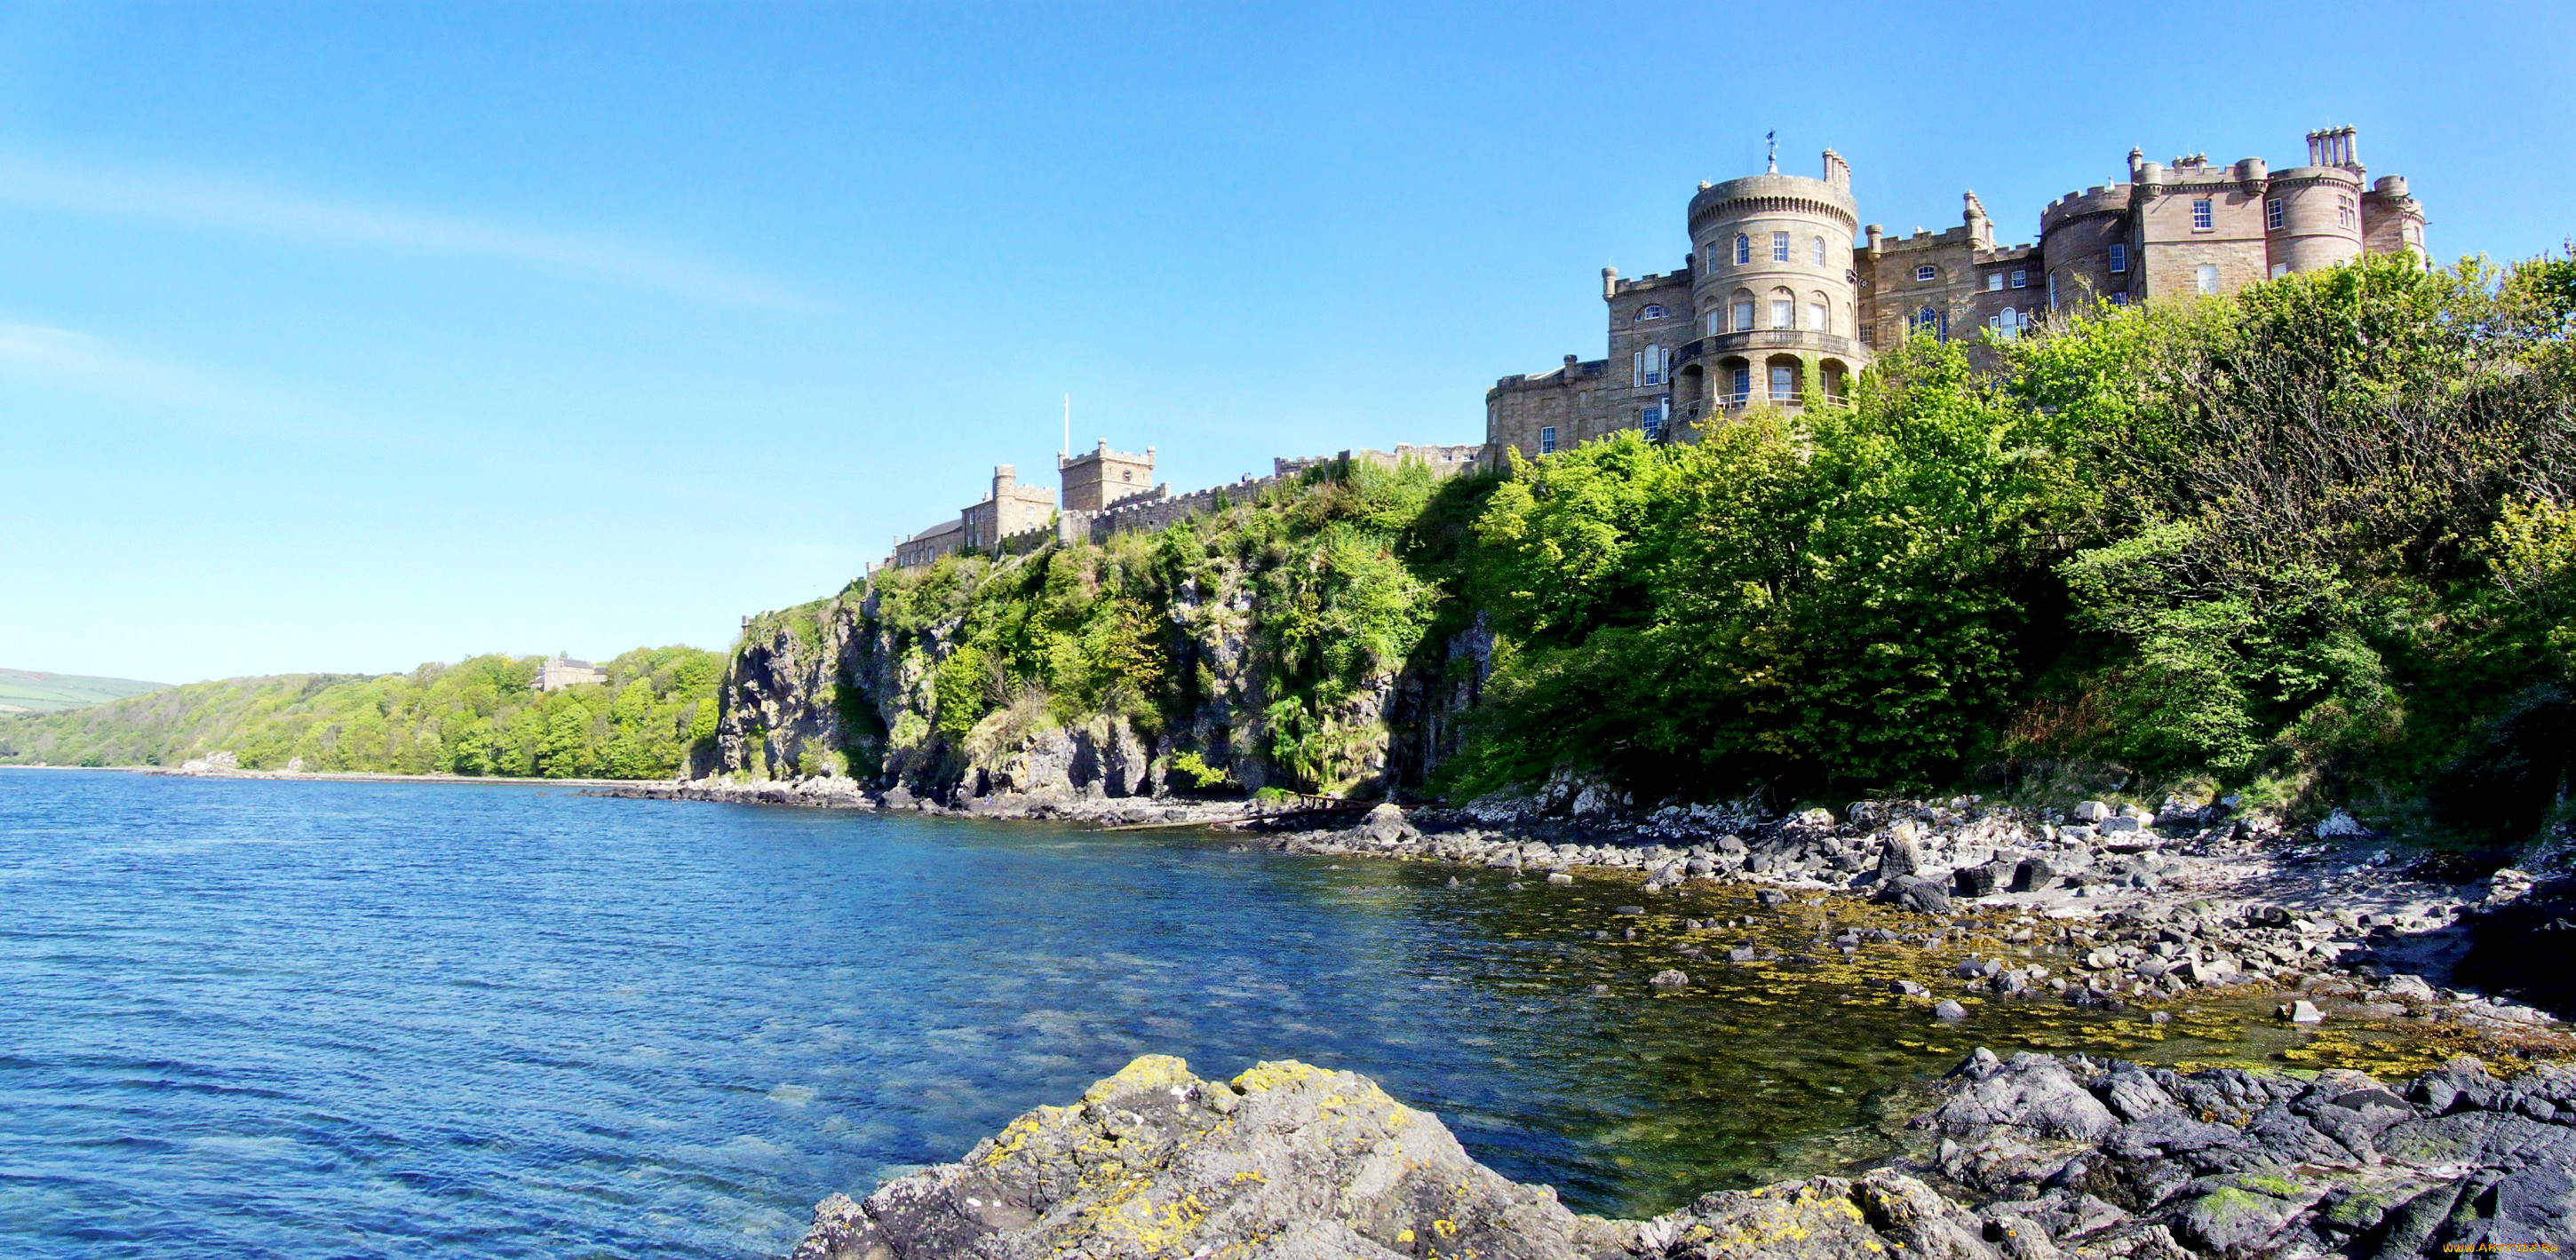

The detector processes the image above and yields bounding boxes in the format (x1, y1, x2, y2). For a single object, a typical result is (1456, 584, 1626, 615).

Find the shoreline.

(609, 775, 2572, 1065)
(0, 764, 657, 789)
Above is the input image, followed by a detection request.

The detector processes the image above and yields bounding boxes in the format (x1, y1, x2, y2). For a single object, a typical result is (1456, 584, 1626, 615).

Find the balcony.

(1674, 330, 1871, 366)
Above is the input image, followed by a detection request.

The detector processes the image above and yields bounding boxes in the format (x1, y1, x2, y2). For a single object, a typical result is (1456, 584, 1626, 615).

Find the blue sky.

(3, 1, 2570, 684)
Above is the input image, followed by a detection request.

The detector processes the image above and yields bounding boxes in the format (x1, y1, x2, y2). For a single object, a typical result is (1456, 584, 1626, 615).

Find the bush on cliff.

(2011, 252, 2576, 824)
(1449, 337, 2079, 800)
(847, 457, 1493, 796)
(1439, 250, 2576, 839)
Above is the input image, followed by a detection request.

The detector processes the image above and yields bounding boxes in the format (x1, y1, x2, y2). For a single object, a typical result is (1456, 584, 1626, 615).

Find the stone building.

(1486, 127, 2429, 461)
(1058, 440, 1158, 512)
(886, 441, 1486, 570)
(892, 464, 1058, 568)
(532, 655, 606, 692)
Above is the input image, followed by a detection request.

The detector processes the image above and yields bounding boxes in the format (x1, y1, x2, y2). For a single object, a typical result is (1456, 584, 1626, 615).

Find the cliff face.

(704, 553, 1489, 803)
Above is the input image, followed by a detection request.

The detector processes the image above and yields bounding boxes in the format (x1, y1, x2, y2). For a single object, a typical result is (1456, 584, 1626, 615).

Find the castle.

(1483, 127, 2429, 460)
(887, 440, 1483, 569)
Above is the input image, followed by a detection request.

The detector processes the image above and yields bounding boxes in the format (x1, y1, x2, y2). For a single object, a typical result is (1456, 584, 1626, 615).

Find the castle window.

(1538, 425, 1558, 456)
(1730, 365, 1752, 401)
(1915, 264, 1937, 282)
(1771, 231, 1790, 262)
(2338, 197, 2356, 229)
(1987, 273, 2005, 292)
(1734, 234, 1751, 265)
(1769, 364, 1796, 400)
(1731, 289, 1755, 332)
(2108, 243, 2127, 273)
(1807, 296, 1828, 332)
(1993, 306, 2020, 339)
(1810, 236, 1826, 266)
(1641, 402, 1665, 440)
(2011, 269, 2027, 289)
(1706, 311, 1724, 337)
(2111, 292, 2129, 306)
(2192, 198, 2214, 230)
(1769, 294, 1794, 329)
(1634, 345, 1666, 386)
(2196, 263, 2219, 295)
(1636, 303, 1666, 321)
(2270, 262, 2290, 280)
(2266, 198, 2285, 231)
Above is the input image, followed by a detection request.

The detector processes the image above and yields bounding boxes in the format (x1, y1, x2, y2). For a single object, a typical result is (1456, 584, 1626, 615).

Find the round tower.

(2266, 163, 2366, 277)
(2039, 184, 2138, 309)
(1680, 151, 1865, 417)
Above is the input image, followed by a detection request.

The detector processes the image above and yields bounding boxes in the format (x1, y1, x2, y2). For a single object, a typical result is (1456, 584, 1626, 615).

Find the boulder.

(789, 1056, 1616, 1260)
(1954, 863, 2002, 899)
(1929, 1052, 2119, 1142)
(789, 1056, 2000, 1260)
(1878, 875, 1954, 915)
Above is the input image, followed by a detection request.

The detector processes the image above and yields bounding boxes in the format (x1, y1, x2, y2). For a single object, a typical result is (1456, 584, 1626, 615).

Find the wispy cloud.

(0, 153, 812, 310)
(0, 321, 289, 416)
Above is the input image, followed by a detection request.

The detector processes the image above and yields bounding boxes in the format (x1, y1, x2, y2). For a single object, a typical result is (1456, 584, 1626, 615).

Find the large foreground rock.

(791, 1050, 2576, 1260)
(788, 1055, 1999, 1260)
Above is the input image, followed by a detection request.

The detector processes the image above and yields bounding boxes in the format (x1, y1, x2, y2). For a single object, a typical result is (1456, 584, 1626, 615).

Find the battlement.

(1609, 269, 1690, 296)
(2040, 183, 2135, 234)
(1688, 166, 1859, 234)
(1490, 355, 1605, 396)
(1059, 439, 1157, 512)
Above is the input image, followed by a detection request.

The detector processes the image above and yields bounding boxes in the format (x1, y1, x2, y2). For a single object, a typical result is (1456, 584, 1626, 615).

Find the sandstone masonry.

(1486, 127, 2429, 463)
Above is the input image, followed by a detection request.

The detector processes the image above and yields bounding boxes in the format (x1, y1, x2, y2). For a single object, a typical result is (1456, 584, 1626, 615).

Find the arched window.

(1810, 236, 1827, 267)
(1731, 289, 1755, 332)
(1633, 345, 1666, 386)
(1995, 306, 2019, 339)
(1769, 288, 1795, 330)
(1636, 303, 1665, 321)
(1807, 293, 1830, 332)
(1733, 234, 1751, 265)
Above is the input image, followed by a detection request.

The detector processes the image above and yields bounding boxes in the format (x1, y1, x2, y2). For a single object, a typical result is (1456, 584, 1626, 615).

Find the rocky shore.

(790, 1049, 2571, 1259)
(612, 775, 2570, 1038)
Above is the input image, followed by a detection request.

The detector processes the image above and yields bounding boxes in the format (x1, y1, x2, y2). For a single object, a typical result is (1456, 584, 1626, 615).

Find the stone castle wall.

(1490, 127, 2430, 463)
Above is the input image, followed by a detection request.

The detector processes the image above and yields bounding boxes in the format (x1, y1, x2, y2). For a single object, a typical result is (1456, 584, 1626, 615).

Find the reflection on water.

(0, 771, 2329, 1258)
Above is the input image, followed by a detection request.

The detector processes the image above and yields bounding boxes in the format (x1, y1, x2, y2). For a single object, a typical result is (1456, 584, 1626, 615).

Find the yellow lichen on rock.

(1083, 1054, 1196, 1105)
(1230, 1059, 1332, 1094)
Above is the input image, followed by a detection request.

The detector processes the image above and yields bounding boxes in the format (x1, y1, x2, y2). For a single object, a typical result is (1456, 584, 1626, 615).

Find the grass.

(0, 668, 168, 715)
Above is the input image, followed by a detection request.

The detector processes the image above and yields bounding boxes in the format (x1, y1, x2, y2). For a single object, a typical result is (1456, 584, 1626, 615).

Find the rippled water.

(0, 770, 2303, 1257)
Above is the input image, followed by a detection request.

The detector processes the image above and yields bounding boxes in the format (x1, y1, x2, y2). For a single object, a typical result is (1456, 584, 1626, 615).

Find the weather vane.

(1766, 130, 1777, 173)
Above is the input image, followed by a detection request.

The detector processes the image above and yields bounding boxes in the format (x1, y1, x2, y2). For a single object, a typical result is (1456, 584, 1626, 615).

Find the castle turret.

(2267, 126, 2370, 277)
(2363, 171, 2429, 263)
(1678, 150, 1867, 415)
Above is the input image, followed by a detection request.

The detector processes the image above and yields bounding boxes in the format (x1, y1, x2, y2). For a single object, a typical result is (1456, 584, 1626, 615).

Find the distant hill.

(0, 647, 720, 778)
(0, 669, 168, 715)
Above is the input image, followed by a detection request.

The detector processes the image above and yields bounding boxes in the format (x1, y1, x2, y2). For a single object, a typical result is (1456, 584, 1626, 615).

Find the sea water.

(0, 770, 2293, 1257)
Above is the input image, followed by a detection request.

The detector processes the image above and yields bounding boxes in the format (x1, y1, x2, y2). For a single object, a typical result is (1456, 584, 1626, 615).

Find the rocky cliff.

(790, 1050, 2573, 1260)
(703, 542, 1491, 804)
